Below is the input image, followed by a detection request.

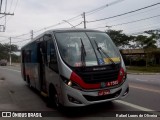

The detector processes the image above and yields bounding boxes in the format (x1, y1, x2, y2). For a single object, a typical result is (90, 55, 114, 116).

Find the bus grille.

(77, 69, 119, 84)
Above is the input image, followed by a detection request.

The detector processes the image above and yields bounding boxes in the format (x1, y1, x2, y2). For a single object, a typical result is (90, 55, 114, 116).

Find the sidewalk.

(0, 76, 20, 111)
(9, 63, 20, 67)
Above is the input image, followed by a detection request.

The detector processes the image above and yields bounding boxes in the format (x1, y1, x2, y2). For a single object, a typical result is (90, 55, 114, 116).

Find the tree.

(106, 29, 132, 48)
(135, 34, 157, 66)
(134, 34, 157, 49)
(0, 43, 20, 62)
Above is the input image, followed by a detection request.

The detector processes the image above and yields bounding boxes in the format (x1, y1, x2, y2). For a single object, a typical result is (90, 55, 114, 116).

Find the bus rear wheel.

(26, 75, 31, 88)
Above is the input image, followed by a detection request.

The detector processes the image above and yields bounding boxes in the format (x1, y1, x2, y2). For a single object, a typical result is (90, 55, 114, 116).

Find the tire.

(26, 76, 31, 88)
(48, 87, 62, 110)
(54, 92, 60, 108)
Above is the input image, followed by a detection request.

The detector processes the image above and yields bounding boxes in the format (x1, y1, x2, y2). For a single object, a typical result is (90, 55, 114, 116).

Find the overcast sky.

(0, 0, 160, 48)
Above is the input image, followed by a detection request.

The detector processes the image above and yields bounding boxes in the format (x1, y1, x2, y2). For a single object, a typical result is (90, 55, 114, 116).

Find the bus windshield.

(55, 32, 121, 67)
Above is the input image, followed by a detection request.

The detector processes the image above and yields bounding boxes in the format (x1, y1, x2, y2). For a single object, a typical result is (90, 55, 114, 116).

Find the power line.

(86, 0, 125, 16)
(105, 6, 160, 25)
(34, 0, 125, 31)
(91, 23, 160, 34)
(2, 0, 125, 39)
(66, 14, 82, 22)
(11, 38, 30, 43)
(65, 0, 125, 26)
(0, 38, 9, 42)
(12, 32, 30, 38)
(5, 1, 159, 43)
(73, 21, 83, 28)
(63, 20, 75, 28)
(87, 2, 160, 23)
(66, 0, 125, 23)
(108, 14, 160, 27)
(0, 0, 14, 32)
(0, 15, 5, 19)
(0, 33, 30, 43)
(0, 35, 9, 38)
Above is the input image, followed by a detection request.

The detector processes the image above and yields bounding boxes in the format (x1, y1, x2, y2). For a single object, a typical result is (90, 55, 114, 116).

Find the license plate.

(106, 80, 119, 87)
(98, 89, 110, 96)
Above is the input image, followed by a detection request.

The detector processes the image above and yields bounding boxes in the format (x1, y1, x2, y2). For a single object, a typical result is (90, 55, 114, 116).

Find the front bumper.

(60, 79, 129, 107)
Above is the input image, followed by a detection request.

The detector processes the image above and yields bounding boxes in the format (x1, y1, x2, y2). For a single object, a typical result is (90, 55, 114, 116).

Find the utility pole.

(82, 12, 86, 29)
(0, 0, 3, 13)
(0, 0, 14, 32)
(156, 30, 158, 47)
(31, 30, 33, 40)
(9, 37, 12, 66)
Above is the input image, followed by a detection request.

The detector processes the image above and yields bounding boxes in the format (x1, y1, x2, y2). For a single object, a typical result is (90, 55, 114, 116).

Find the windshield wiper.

(80, 38, 86, 67)
(94, 40, 115, 66)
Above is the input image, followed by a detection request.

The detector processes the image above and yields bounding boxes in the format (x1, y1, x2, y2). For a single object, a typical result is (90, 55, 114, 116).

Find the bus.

(21, 28, 129, 108)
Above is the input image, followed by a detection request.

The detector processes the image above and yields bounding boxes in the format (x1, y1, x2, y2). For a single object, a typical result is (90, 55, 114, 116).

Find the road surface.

(0, 66, 159, 120)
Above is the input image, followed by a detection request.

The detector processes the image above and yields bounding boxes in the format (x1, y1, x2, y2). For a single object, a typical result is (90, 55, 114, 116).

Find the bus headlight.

(61, 75, 82, 90)
(68, 80, 72, 86)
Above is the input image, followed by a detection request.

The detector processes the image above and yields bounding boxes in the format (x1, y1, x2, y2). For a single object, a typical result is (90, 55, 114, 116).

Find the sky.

(0, 0, 160, 48)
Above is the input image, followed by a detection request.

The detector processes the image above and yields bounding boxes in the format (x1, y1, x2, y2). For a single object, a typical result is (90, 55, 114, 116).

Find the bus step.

(41, 91, 48, 97)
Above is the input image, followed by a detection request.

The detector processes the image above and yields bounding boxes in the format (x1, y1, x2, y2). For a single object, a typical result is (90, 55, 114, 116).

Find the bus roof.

(21, 28, 103, 49)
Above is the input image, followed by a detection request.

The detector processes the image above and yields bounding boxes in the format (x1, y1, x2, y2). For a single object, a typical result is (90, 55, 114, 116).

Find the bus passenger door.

(21, 50, 26, 81)
(37, 38, 47, 92)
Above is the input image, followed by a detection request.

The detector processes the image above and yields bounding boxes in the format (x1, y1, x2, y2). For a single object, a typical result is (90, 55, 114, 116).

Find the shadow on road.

(27, 84, 119, 117)
(60, 102, 115, 117)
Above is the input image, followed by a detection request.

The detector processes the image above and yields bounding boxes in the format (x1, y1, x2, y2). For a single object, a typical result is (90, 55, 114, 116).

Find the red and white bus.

(21, 28, 129, 108)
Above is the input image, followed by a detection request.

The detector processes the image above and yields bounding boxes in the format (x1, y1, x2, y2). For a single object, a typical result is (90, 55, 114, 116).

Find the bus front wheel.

(48, 86, 62, 109)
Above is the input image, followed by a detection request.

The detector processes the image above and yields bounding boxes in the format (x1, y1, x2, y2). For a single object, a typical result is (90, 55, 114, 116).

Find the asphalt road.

(0, 66, 160, 120)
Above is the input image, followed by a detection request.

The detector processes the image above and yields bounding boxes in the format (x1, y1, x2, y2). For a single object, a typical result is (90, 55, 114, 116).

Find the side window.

(39, 37, 47, 64)
(50, 40, 58, 72)
(25, 50, 31, 63)
(45, 35, 58, 72)
(22, 50, 25, 63)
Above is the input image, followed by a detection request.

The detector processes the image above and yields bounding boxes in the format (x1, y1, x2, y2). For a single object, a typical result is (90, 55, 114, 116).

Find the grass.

(127, 66, 160, 73)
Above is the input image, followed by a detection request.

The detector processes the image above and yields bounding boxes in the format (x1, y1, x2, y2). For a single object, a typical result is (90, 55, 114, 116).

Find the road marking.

(129, 76, 160, 81)
(0, 67, 21, 73)
(130, 85, 160, 94)
(115, 100, 160, 116)
(135, 78, 147, 81)
(115, 100, 153, 111)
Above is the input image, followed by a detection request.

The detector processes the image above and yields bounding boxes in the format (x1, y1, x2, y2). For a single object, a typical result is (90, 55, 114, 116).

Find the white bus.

(21, 28, 129, 108)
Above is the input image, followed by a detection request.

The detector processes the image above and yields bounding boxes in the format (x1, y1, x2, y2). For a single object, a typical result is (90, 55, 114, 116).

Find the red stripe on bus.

(70, 68, 125, 89)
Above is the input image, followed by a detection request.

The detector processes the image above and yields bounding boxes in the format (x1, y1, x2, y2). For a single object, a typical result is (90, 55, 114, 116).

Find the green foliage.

(106, 30, 132, 47)
(136, 35, 157, 49)
(0, 43, 20, 62)
(106, 29, 159, 66)
(106, 29, 158, 49)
